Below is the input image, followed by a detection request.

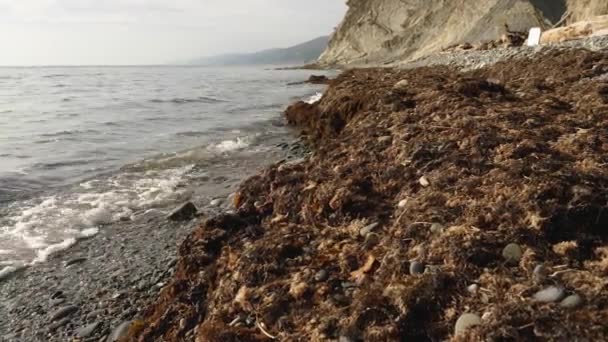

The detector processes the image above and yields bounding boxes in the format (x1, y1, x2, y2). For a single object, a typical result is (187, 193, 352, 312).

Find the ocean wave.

(31, 159, 97, 170)
(150, 96, 227, 104)
(175, 131, 207, 137)
(0, 165, 194, 267)
(43, 74, 70, 78)
(210, 137, 251, 153)
(305, 92, 323, 104)
(40, 129, 99, 138)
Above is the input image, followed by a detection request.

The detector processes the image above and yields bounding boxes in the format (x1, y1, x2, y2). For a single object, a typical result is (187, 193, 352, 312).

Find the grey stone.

(210, 198, 223, 207)
(65, 257, 87, 267)
(533, 264, 548, 283)
(455, 313, 482, 335)
(430, 223, 445, 234)
(314, 270, 329, 282)
(50, 298, 66, 306)
(50, 305, 78, 321)
(502, 243, 523, 264)
(107, 321, 131, 342)
(167, 202, 198, 221)
(77, 322, 101, 338)
(359, 222, 379, 237)
(49, 317, 71, 331)
(467, 284, 479, 294)
(533, 286, 565, 303)
(409, 261, 425, 275)
(560, 294, 583, 309)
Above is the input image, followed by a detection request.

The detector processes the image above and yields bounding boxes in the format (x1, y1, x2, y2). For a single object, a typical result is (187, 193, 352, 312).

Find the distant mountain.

(190, 36, 329, 66)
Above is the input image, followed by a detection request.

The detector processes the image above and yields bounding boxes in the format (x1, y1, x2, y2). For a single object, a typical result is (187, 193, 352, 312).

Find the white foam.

(212, 137, 250, 153)
(0, 164, 194, 267)
(305, 92, 323, 104)
(32, 238, 77, 264)
(80, 227, 99, 238)
(0, 266, 21, 280)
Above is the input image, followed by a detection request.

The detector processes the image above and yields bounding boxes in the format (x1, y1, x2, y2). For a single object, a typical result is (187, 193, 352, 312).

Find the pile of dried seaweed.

(126, 49, 608, 341)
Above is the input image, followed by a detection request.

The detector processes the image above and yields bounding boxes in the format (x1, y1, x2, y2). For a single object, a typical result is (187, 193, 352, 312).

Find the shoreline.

(0, 135, 310, 341)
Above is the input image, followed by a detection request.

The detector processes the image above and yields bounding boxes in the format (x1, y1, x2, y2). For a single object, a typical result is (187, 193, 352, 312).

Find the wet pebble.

(430, 223, 445, 234)
(314, 270, 329, 282)
(107, 321, 132, 342)
(48, 317, 71, 331)
(50, 305, 78, 321)
(533, 264, 548, 283)
(359, 222, 379, 237)
(76, 322, 101, 338)
(363, 232, 380, 248)
(167, 202, 198, 221)
(560, 294, 583, 309)
(455, 313, 482, 335)
(409, 261, 425, 275)
(419, 176, 430, 187)
(65, 257, 87, 267)
(50, 297, 66, 306)
(210, 198, 223, 207)
(51, 290, 64, 299)
(533, 286, 565, 303)
(502, 243, 523, 264)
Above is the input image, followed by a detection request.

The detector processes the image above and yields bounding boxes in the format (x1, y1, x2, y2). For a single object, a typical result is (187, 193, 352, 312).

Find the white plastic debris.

(527, 27, 541, 46)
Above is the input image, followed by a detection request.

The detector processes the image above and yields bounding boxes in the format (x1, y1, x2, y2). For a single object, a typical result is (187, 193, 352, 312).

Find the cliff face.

(319, 0, 608, 66)
(567, 0, 608, 23)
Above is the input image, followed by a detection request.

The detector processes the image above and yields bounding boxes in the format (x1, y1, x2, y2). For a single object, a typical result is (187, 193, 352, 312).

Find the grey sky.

(0, 1, 347, 66)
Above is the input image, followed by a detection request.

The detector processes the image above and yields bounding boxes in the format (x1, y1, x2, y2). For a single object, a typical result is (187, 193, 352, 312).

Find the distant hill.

(190, 36, 329, 66)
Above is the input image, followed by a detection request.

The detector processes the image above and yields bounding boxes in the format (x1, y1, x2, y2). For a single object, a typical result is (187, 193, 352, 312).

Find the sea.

(0, 65, 326, 277)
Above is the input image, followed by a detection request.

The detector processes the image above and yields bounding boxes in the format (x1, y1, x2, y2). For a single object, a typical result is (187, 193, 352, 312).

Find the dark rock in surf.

(50, 305, 78, 321)
(167, 202, 198, 221)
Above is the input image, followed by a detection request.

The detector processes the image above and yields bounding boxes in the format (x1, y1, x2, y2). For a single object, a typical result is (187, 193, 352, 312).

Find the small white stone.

(210, 199, 223, 207)
(398, 199, 408, 208)
(533, 286, 565, 303)
(560, 294, 583, 309)
(419, 176, 430, 187)
(467, 284, 479, 294)
(393, 79, 409, 90)
(481, 312, 493, 321)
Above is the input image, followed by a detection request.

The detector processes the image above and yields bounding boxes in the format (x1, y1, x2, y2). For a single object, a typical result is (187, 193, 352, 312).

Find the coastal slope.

(317, 0, 608, 67)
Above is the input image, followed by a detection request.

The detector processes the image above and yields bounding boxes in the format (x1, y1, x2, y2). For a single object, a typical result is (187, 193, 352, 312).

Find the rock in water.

(107, 321, 132, 342)
(167, 202, 197, 221)
(533, 286, 566, 303)
(50, 305, 78, 321)
(76, 322, 101, 338)
(455, 313, 482, 335)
